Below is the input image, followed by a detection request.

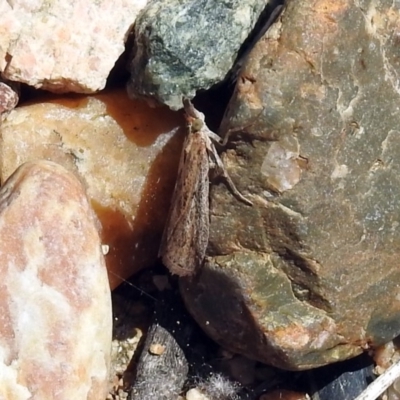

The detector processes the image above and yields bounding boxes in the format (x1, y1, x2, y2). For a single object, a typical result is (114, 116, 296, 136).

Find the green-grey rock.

(127, 0, 269, 110)
(180, 0, 400, 370)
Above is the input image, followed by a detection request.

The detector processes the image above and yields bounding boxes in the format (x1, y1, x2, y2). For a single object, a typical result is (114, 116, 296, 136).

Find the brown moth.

(159, 99, 252, 277)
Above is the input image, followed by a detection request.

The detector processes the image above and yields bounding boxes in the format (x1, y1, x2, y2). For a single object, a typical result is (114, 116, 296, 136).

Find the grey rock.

(180, 0, 400, 370)
(131, 293, 189, 400)
(308, 354, 374, 400)
(127, 0, 269, 110)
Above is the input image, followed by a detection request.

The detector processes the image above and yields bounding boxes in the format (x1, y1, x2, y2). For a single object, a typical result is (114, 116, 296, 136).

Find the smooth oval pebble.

(0, 160, 112, 399)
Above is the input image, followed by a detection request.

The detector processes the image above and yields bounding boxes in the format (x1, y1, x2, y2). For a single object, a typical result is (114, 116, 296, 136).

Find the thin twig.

(353, 358, 400, 400)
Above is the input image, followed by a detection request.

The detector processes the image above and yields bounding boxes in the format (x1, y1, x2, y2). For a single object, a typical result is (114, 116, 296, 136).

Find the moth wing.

(159, 132, 209, 276)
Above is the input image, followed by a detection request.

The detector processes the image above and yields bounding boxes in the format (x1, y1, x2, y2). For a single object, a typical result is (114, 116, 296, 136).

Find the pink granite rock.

(0, 79, 19, 115)
(0, 160, 112, 399)
(0, 0, 147, 92)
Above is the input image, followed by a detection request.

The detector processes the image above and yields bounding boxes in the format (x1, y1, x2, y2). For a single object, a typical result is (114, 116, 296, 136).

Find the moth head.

(191, 118, 204, 133)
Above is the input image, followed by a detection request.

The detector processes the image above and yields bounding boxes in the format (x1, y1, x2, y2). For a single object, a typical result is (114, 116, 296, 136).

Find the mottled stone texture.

(0, 89, 184, 289)
(0, 79, 19, 115)
(181, 0, 400, 370)
(0, 0, 147, 92)
(0, 161, 112, 399)
(127, 0, 269, 109)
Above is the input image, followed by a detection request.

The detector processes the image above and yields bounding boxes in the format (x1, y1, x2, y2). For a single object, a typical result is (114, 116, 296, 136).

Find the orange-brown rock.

(260, 390, 309, 400)
(0, 89, 184, 289)
(0, 160, 112, 399)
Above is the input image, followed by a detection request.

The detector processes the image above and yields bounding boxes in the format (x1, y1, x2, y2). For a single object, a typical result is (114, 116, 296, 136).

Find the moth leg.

(207, 141, 253, 206)
(218, 110, 264, 146)
(183, 99, 224, 142)
(219, 126, 245, 147)
(205, 128, 223, 143)
(182, 98, 253, 206)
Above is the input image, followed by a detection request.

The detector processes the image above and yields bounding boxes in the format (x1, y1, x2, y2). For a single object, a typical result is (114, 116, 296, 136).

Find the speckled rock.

(0, 89, 184, 289)
(0, 79, 19, 115)
(180, 0, 400, 370)
(0, 0, 147, 92)
(127, 0, 270, 109)
(0, 160, 112, 399)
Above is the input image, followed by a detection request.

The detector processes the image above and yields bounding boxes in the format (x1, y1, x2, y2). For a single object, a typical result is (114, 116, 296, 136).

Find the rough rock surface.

(0, 0, 147, 92)
(0, 89, 184, 289)
(180, 0, 400, 370)
(0, 160, 112, 399)
(127, 0, 270, 109)
(0, 79, 19, 115)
